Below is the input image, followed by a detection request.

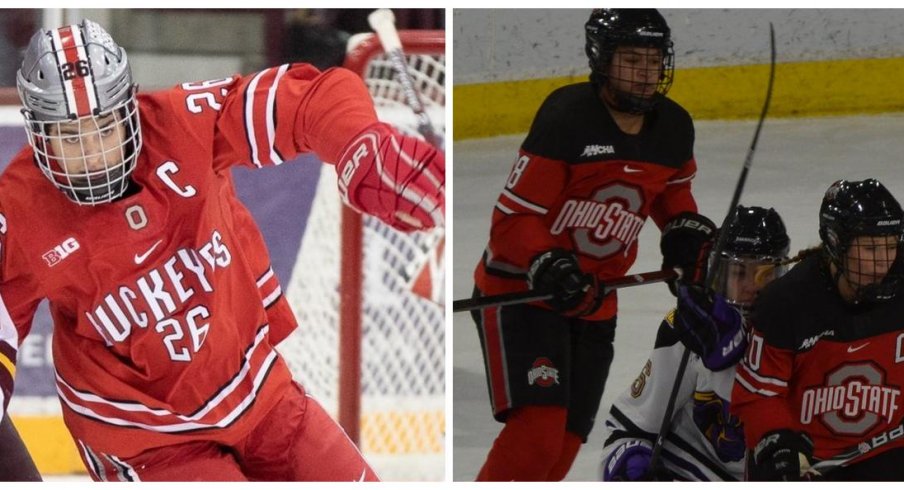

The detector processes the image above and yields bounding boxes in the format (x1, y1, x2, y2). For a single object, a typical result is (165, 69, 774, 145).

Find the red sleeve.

(487, 149, 566, 267)
(730, 325, 797, 447)
(650, 157, 698, 229)
(162, 64, 379, 172)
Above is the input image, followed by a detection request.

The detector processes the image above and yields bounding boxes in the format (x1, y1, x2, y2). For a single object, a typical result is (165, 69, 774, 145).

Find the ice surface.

(452, 113, 904, 481)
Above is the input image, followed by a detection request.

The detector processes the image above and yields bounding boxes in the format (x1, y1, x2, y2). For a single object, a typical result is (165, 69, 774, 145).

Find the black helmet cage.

(710, 206, 790, 308)
(819, 179, 904, 303)
(585, 9, 675, 114)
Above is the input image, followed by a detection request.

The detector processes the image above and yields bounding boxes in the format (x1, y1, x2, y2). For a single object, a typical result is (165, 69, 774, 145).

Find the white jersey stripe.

(739, 362, 788, 387)
(494, 202, 515, 215)
(734, 371, 779, 397)
(244, 68, 270, 168)
(501, 189, 548, 214)
(107, 454, 141, 482)
(265, 64, 289, 165)
(77, 440, 106, 481)
(56, 325, 271, 423)
(667, 172, 696, 185)
(56, 352, 278, 433)
(256, 267, 275, 287)
(262, 285, 282, 309)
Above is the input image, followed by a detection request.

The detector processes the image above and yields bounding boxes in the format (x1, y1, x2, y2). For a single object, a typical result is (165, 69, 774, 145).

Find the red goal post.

(277, 29, 445, 481)
(339, 28, 445, 443)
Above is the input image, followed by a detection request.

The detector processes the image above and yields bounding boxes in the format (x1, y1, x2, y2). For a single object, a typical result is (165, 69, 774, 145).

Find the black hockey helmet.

(711, 206, 790, 308)
(584, 9, 674, 113)
(724, 206, 790, 258)
(819, 179, 904, 302)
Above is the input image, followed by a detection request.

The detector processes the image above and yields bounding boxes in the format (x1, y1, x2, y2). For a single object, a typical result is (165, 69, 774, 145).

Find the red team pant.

(77, 383, 378, 481)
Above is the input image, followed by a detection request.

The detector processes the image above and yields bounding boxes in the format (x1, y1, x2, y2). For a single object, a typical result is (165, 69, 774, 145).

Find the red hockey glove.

(335, 121, 444, 232)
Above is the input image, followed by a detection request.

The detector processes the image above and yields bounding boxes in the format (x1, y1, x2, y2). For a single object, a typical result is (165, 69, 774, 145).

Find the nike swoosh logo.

(624, 165, 643, 173)
(134, 240, 162, 265)
(847, 343, 869, 353)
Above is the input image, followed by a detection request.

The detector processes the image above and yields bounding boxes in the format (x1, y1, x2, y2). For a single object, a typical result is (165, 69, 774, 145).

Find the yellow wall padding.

(454, 57, 904, 140)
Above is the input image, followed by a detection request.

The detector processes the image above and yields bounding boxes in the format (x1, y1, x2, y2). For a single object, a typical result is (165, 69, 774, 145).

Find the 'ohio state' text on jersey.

(474, 83, 697, 320)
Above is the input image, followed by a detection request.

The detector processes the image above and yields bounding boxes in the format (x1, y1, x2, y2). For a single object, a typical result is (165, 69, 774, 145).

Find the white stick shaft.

(367, 9, 441, 148)
(368, 9, 403, 51)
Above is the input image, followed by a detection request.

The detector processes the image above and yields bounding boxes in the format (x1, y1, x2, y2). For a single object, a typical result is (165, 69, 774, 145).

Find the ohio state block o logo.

(527, 357, 560, 388)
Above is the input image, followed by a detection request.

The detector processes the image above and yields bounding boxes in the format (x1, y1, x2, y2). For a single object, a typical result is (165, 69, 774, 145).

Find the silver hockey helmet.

(17, 19, 141, 205)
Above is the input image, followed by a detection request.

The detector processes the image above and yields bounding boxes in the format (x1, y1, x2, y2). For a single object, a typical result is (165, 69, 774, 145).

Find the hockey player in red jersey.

(732, 179, 904, 481)
(601, 206, 790, 481)
(470, 9, 714, 481)
(0, 19, 443, 481)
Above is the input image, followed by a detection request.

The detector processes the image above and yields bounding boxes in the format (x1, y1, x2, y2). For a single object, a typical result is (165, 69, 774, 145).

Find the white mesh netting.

(278, 32, 445, 481)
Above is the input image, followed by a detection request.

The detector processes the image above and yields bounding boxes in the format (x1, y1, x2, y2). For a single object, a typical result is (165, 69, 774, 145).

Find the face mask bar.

(603, 45, 674, 114)
(838, 236, 903, 303)
(23, 94, 141, 205)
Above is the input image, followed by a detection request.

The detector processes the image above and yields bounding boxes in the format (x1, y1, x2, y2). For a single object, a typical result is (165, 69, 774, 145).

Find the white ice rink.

(452, 113, 904, 481)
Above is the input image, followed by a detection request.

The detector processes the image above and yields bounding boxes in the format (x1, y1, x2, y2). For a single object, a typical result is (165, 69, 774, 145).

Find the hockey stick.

(367, 8, 443, 149)
(802, 418, 904, 477)
(648, 23, 777, 475)
(453, 268, 678, 312)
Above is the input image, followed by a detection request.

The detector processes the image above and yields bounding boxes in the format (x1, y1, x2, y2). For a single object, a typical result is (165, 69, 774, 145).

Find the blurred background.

(0, 8, 443, 92)
(0, 7, 445, 481)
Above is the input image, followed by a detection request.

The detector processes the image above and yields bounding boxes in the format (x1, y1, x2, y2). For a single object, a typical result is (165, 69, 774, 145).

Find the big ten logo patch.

(528, 357, 560, 387)
(43, 237, 80, 267)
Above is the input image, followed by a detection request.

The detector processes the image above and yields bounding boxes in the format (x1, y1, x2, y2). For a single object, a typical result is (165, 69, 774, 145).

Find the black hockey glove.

(673, 284, 746, 371)
(660, 212, 716, 296)
(750, 429, 814, 481)
(527, 249, 603, 317)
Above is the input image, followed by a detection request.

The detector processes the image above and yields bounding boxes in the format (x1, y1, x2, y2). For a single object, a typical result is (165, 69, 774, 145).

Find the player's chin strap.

(803, 418, 904, 479)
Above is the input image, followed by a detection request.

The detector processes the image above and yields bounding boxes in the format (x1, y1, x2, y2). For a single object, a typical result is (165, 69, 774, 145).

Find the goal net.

(278, 30, 445, 481)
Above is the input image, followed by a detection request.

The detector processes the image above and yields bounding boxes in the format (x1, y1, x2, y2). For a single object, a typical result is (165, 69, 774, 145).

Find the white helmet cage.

(16, 19, 141, 205)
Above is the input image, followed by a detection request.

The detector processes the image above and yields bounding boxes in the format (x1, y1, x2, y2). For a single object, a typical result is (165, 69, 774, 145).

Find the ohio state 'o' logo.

(527, 357, 560, 388)
(549, 183, 645, 259)
(799, 363, 901, 436)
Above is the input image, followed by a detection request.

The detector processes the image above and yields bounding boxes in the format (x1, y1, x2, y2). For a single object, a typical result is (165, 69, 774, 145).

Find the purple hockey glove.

(603, 440, 653, 481)
(674, 285, 746, 371)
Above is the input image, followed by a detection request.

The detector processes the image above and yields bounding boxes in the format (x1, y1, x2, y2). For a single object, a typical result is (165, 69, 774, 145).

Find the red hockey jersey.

(473, 83, 697, 320)
(0, 63, 379, 457)
(732, 254, 904, 464)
